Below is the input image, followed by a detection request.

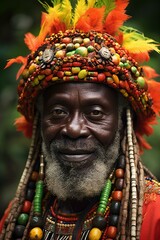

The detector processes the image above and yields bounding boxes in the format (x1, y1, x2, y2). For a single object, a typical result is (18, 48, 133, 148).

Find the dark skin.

(41, 82, 119, 213)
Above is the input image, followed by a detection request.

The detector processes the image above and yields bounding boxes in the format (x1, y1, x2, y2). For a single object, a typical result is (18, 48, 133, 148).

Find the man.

(1, 0, 160, 239)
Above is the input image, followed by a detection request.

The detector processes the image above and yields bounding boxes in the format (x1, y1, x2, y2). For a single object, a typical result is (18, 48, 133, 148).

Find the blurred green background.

(0, 0, 160, 217)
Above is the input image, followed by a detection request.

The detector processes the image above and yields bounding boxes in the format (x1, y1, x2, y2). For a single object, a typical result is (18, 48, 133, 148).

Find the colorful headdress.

(5, 0, 160, 150)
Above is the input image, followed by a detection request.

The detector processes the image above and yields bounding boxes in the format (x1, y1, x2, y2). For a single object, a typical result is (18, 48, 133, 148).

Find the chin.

(42, 137, 120, 200)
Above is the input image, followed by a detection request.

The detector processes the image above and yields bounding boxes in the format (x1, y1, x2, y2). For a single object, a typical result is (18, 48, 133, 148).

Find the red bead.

(115, 169, 124, 178)
(107, 226, 117, 238)
(97, 73, 106, 81)
(112, 191, 123, 201)
(22, 200, 32, 213)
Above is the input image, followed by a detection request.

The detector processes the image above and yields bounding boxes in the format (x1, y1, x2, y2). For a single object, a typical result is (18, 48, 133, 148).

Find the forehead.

(43, 82, 118, 105)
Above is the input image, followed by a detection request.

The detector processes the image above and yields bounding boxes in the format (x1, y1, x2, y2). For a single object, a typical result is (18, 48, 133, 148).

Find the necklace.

(43, 154, 125, 240)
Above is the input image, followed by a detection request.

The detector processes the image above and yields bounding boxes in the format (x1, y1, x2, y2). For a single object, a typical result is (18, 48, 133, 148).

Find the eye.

(86, 107, 104, 120)
(50, 107, 68, 119)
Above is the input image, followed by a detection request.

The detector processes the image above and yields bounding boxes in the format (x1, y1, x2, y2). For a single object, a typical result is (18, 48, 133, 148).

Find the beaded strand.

(29, 154, 45, 240)
(126, 109, 137, 240)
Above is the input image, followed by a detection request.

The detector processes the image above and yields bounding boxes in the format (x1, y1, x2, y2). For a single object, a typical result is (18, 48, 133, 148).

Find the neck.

(57, 196, 99, 214)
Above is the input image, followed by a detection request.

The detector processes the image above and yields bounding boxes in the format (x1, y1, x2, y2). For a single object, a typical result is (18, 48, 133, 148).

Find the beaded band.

(18, 30, 153, 122)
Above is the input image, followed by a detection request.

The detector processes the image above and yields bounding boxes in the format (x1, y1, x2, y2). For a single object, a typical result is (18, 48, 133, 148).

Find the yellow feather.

(59, 0, 72, 28)
(73, 0, 88, 26)
(121, 27, 160, 54)
(87, 0, 96, 8)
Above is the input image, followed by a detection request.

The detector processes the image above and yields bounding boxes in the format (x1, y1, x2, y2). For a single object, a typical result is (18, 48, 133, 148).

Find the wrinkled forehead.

(42, 82, 119, 107)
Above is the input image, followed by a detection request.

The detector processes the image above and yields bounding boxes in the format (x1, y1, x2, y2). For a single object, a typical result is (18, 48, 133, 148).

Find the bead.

(75, 47, 88, 57)
(115, 178, 124, 190)
(66, 43, 75, 51)
(88, 227, 102, 240)
(30, 215, 44, 228)
(136, 76, 146, 89)
(97, 73, 106, 81)
(55, 50, 65, 58)
(26, 189, 35, 201)
(92, 215, 107, 230)
(22, 69, 30, 79)
(115, 168, 124, 178)
(108, 214, 119, 226)
(22, 200, 32, 213)
(117, 155, 125, 169)
(112, 191, 122, 201)
(112, 74, 119, 84)
(107, 226, 117, 238)
(14, 225, 25, 238)
(110, 201, 121, 214)
(62, 37, 71, 43)
(71, 67, 80, 74)
(78, 69, 88, 79)
(17, 213, 29, 225)
(73, 37, 83, 44)
(29, 227, 43, 240)
(112, 54, 120, 65)
(29, 64, 37, 74)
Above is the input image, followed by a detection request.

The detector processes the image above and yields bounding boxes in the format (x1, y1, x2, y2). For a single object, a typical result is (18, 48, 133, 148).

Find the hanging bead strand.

(126, 109, 137, 240)
(29, 154, 45, 240)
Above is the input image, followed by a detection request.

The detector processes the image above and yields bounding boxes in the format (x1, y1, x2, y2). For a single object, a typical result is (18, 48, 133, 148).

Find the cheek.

(89, 114, 118, 146)
(41, 119, 62, 148)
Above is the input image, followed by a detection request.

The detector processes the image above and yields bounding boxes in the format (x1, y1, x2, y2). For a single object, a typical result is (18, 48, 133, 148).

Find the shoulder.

(140, 177, 160, 240)
(143, 177, 160, 204)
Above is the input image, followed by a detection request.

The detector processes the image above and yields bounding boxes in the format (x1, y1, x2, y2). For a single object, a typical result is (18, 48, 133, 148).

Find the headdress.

(5, 0, 160, 150)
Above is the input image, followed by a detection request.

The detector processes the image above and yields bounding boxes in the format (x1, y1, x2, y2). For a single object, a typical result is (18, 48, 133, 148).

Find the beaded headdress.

(5, 0, 160, 149)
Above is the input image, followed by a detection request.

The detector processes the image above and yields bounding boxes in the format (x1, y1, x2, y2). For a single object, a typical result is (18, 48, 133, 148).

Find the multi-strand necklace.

(42, 155, 125, 240)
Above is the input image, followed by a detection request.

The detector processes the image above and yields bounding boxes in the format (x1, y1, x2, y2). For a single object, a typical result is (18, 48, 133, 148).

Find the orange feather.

(14, 115, 33, 138)
(129, 52, 150, 63)
(143, 66, 160, 79)
(104, 0, 130, 36)
(75, 7, 105, 32)
(147, 79, 160, 115)
(5, 56, 27, 79)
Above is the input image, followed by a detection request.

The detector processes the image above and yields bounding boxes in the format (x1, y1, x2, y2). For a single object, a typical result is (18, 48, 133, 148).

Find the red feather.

(104, 0, 130, 36)
(14, 115, 33, 138)
(24, 32, 37, 52)
(75, 7, 105, 32)
(147, 79, 160, 115)
(129, 52, 150, 63)
(5, 56, 27, 80)
(143, 66, 160, 79)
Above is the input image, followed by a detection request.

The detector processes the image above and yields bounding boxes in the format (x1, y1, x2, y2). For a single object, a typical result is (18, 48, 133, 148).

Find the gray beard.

(42, 129, 121, 200)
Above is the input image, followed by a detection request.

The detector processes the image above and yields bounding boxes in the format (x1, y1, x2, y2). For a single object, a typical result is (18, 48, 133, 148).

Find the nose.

(61, 112, 89, 139)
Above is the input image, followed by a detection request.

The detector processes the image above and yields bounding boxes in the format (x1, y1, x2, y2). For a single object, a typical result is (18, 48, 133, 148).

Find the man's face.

(41, 82, 120, 199)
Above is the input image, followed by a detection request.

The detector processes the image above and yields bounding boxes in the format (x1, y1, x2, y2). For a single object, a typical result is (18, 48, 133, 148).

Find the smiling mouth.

(57, 149, 96, 165)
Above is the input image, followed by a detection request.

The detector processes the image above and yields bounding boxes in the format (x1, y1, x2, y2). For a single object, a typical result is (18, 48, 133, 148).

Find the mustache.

(49, 138, 100, 152)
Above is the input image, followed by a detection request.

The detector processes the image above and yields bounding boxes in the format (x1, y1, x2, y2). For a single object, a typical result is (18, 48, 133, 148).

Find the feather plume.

(143, 66, 160, 79)
(59, 0, 72, 28)
(95, 0, 116, 17)
(73, 0, 88, 26)
(87, 0, 96, 8)
(5, 56, 27, 79)
(75, 7, 105, 32)
(14, 115, 33, 138)
(104, 0, 130, 35)
(24, 33, 37, 52)
(121, 27, 160, 54)
(147, 79, 160, 115)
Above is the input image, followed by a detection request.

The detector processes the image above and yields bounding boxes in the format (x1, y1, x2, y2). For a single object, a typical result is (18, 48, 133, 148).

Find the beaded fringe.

(0, 113, 41, 240)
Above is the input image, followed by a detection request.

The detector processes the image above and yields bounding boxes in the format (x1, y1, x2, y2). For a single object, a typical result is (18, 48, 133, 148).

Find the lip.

(56, 149, 95, 165)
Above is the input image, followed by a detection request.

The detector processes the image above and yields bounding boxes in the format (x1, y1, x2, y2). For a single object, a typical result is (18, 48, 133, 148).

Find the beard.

(42, 128, 121, 200)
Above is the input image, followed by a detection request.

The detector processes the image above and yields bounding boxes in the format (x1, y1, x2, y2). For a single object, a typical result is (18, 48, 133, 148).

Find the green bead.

(17, 213, 29, 225)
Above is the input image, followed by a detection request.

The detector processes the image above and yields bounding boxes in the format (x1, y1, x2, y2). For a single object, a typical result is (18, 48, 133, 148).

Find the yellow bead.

(88, 227, 102, 240)
(29, 227, 43, 240)
(78, 69, 88, 79)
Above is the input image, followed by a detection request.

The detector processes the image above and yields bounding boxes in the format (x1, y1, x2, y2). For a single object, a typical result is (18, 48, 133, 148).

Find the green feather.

(94, 0, 116, 17)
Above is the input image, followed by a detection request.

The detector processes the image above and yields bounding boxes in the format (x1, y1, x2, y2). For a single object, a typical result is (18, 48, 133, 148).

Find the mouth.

(56, 149, 96, 166)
